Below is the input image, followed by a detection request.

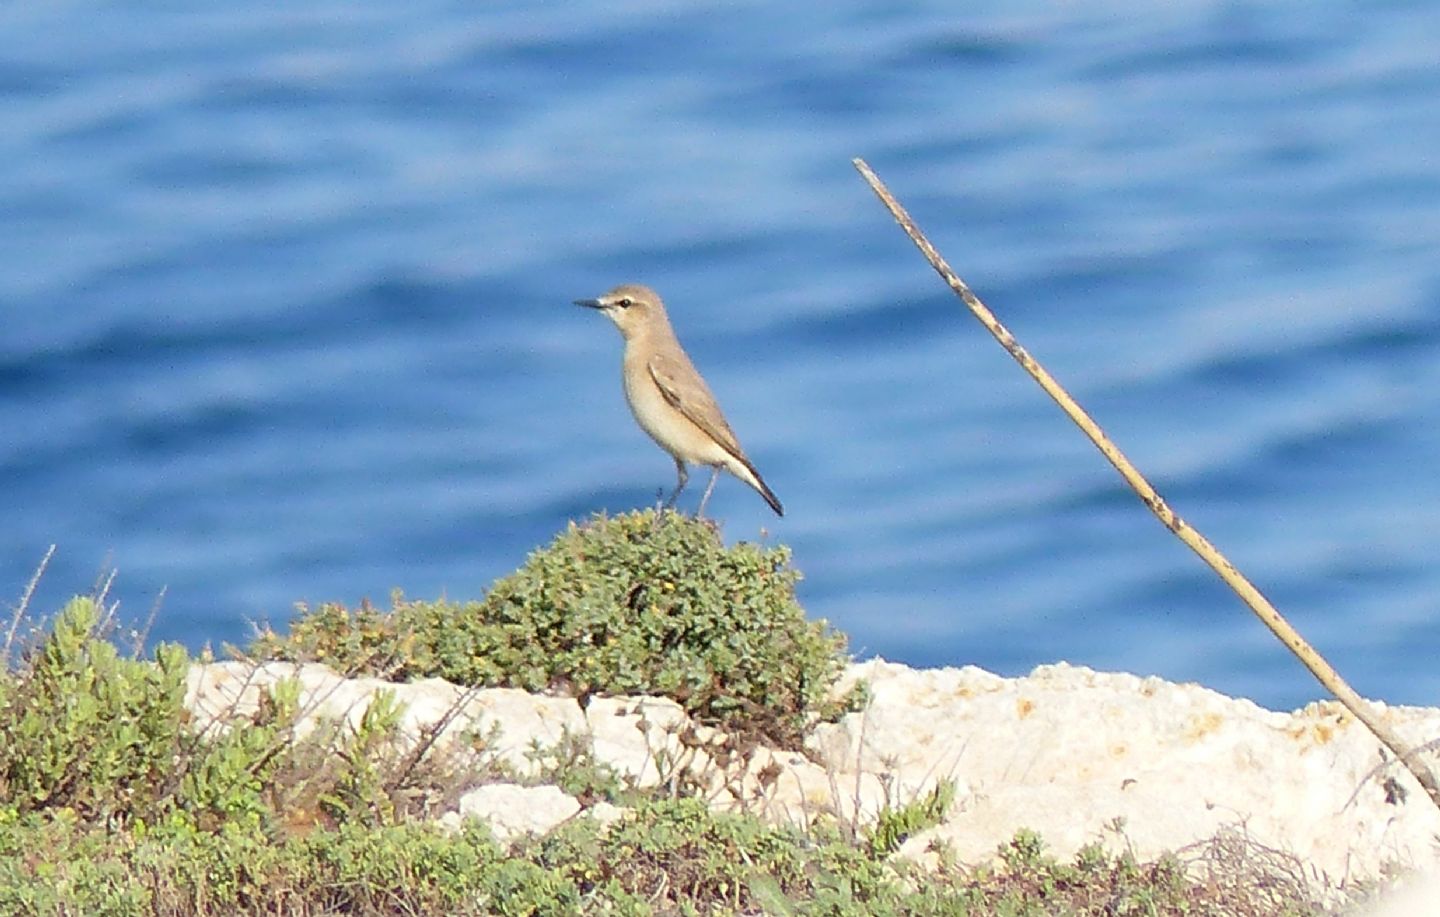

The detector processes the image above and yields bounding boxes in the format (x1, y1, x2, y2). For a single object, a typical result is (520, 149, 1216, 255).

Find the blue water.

(4, 2, 1439, 712)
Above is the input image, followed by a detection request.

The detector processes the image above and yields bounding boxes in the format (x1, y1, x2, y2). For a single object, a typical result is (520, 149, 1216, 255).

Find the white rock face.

(819, 660, 1440, 892)
(187, 661, 588, 777)
(1363, 870, 1440, 917)
(454, 784, 582, 842)
(184, 658, 1440, 909)
(583, 695, 692, 788)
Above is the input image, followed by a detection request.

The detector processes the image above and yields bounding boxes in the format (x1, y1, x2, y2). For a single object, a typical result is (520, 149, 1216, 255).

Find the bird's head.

(574, 283, 666, 338)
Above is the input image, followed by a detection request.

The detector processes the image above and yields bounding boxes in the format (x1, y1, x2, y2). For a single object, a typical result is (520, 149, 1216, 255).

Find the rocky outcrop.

(186, 658, 1440, 909)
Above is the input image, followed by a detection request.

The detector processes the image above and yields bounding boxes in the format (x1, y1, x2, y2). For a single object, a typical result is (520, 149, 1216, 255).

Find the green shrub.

(0, 595, 578, 915)
(0, 565, 1334, 914)
(865, 779, 955, 858)
(0, 597, 189, 823)
(255, 510, 852, 746)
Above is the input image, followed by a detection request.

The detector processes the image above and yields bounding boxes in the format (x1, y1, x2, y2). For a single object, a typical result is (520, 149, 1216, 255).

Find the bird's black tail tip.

(759, 483, 784, 517)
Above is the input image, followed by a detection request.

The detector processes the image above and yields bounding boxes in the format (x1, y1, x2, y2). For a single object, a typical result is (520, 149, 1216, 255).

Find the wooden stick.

(851, 156, 1440, 812)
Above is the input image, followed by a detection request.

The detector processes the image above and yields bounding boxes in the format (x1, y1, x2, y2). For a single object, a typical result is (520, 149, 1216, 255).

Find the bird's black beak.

(573, 298, 605, 309)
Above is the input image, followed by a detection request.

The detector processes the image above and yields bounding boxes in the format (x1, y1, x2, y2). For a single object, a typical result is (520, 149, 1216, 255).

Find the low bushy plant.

(0, 597, 189, 823)
(256, 510, 853, 746)
(0, 554, 1337, 915)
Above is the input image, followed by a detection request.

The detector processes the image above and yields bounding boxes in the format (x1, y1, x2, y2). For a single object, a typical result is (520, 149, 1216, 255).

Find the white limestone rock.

(458, 686, 588, 776)
(587, 800, 628, 829)
(454, 783, 582, 842)
(1364, 870, 1440, 917)
(817, 659, 1440, 892)
(182, 657, 1440, 901)
(185, 661, 588, 777)
(583, 695, 693, 787)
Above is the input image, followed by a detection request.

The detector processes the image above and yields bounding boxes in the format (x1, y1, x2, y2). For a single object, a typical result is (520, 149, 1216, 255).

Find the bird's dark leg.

(696, 466, 721, 518)
(664, 459, 689, 509)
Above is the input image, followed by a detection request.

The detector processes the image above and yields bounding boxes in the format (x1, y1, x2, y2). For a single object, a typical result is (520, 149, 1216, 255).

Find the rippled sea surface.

(4, 1, 1439, 711)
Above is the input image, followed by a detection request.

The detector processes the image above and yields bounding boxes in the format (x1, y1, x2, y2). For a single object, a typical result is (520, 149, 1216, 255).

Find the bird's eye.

(617, 297, 633, 308)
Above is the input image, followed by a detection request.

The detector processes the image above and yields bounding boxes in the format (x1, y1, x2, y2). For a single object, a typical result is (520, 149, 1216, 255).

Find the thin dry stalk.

(130, 585, 167, 659)
(4, 544, 55, 666)
(851, 156, 1440, 812)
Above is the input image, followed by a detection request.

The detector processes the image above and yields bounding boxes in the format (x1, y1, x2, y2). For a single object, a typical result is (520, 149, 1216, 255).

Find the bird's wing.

(647, 352, 746, 460)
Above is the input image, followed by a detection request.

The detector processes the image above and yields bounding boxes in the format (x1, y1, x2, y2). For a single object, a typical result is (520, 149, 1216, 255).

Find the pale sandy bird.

(575, 283, 783, 517)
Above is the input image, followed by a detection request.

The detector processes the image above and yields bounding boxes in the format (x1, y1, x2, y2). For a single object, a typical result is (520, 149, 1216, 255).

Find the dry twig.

(852, 156, 1440, 812)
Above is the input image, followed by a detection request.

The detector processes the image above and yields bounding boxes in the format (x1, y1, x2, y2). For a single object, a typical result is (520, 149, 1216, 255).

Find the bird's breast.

(620, 357, 727, 465)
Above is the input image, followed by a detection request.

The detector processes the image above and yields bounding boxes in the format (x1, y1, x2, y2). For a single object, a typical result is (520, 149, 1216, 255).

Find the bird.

(574, 283, 784, 518)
